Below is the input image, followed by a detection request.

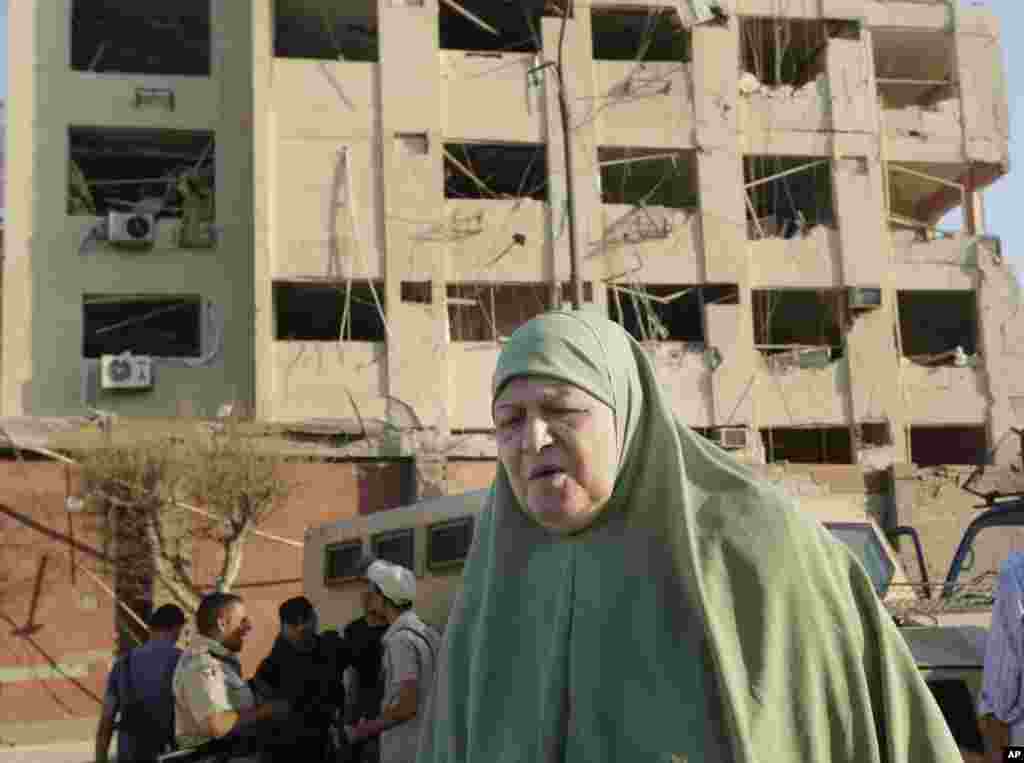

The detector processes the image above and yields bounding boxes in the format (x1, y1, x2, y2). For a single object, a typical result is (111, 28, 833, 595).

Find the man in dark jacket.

(342, 556, 390, 763)
(252, 596, 351, 763)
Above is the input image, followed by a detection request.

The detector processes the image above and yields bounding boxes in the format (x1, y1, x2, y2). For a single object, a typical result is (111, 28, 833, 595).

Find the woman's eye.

(496, 415, 523, 429)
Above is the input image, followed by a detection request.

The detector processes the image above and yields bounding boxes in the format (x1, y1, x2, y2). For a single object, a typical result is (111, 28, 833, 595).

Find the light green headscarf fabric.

(417, 311, 960, 762)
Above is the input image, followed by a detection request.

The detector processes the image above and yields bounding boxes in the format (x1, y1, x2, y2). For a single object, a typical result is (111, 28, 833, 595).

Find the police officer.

(172, 592, 287, 761)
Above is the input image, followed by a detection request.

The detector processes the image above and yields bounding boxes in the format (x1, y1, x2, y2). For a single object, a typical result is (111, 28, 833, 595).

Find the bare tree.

(79, 423, 299, 622)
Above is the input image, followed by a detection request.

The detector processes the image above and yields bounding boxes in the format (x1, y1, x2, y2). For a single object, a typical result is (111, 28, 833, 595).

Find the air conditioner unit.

(708, 426, 748, 450)
(848, 286, 882, 310)
(107, 211, 156, 248)
(100, 353, 154, 390)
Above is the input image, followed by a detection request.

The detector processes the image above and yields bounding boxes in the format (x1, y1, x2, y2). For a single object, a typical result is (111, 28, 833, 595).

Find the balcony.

(748, 227, 842, 288)
(592, 61, 695, 148)
(273, 59, 377, 138)
(271, 340, 388, 422)
(441, 51, 544, 143)
(754, 350, 850, 428)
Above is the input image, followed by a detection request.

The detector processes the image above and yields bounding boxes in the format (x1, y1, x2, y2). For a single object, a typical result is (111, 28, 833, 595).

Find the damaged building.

(2, 0, 1016, 468)
(0, 0, 1018, 738)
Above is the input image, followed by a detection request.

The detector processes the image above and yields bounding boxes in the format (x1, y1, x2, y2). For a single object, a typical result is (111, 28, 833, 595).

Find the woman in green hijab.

(417, 310, 960, 762)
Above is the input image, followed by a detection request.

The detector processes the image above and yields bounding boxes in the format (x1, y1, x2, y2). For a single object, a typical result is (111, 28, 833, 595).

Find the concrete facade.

(2, 0, 1016, 473)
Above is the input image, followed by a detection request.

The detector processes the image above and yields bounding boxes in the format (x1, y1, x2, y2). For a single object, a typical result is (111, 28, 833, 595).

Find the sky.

(0, 1, 1017, 265)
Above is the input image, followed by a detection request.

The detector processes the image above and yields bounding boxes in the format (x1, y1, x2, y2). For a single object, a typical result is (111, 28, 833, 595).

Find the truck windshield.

(825, 522, 895, 597)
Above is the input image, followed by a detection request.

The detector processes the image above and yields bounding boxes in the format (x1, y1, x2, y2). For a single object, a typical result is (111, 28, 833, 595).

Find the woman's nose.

(522, 415, 553, 453)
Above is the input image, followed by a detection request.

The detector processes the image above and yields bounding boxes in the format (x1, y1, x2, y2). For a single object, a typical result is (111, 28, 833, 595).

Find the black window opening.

(761, 427, 853, 464)
(440, 0, 568, 54)
(740, 17, 857, 89)
(592, 6, 691, 62)
(371, 528, 415, 571)
(599, 148, 699, 209)
(71, 0, 211, 76)
(427, 516, 475, 571)
(401, 281, 433, 304)
(744, 156, 834, 239)
(897, 291, 977, 362)
(273, 281, 386, 342)
(274, 0, 378, 61)
(324, 540, 365, 585)
(68, 127, 215, 221)
(447, 282, 556, 342)
(444, 143, 548, 201)
(753, 289, 845, 362)
(83, 295, 201, 359)
(873, 28, 956, 110)
(909, 426, 988, 468)
(609, 284, 738, 343)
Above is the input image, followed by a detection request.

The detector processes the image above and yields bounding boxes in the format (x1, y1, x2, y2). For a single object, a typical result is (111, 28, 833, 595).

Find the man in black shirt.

(342, 556, 390, 763)
(253, 596, 350, 763)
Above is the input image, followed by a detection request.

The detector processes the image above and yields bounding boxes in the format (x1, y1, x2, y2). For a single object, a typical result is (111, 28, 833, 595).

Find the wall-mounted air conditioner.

(100, 353, 154, 390)
(708, 426, 748, 450)
(108, 211, 156, 248)
(848, 286, 882, 310)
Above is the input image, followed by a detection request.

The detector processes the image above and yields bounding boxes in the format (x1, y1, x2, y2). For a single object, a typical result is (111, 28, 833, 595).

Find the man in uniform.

(173, 592, 287, 760)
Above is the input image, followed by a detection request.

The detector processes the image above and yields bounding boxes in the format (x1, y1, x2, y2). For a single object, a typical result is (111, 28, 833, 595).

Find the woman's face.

(494, 376, 618, 534)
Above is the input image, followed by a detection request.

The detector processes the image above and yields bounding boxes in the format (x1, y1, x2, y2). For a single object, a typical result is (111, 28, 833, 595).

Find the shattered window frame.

(439, 0, 569, 55)
(897, 290, 978, 361)
(598, 147, 700, 210)
(70, 0, 212, 77)
(591, 6, 692, 63)
(274, 0, 379, 62)
(761, 426, 854, 465)
(273, 280, 387, 342)
(744, 156, 836, 239)
(752, 289, 846, 362)
(444, 143, 549, 201)
(82, 294, 203, 359)
(886, 162, 969, 240)
(739, 16, 840, 90)
(446, 282, 556, 342)
(608, 283, 737, 344)
(872, 26, 957, 110)
(68, 127, 216, 226)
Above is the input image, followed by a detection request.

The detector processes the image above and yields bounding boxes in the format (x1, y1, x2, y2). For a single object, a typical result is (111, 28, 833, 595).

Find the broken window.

(910, 426, 987, 468)
(401, 281, 433, 304)
(740, 17, 856, 89)
(83, 295, 201, 358)
(444, 143, 548, 200)
(753, 289, 845, 363)
(898, 290, 977, 362)
(447, 282, 555, 341)
(761, 427, 853, 464)
(599, 148, 698, 210)
(873, 28, 956, 110)
(440, 0, 567, 54)
(858, 422, 893, 448)
(274, 0, 378, 61)
(744, 156, 834, 239)
(71, 0, 211, 76)
(592, 7, 691, 62)
(886, 162, 969, 239)
(274, 281, 386, 342)
(68, 128, 215, 230)
(609, 284, 738, 343)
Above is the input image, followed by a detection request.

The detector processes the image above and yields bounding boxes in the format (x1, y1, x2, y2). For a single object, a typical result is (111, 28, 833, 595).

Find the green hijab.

(417, 311, 959, 762)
